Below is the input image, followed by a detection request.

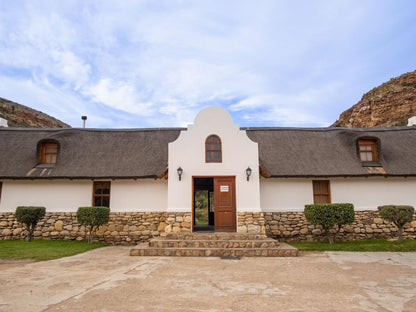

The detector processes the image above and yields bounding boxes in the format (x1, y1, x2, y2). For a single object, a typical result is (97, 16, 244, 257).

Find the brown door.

(214, 176, 236, 232)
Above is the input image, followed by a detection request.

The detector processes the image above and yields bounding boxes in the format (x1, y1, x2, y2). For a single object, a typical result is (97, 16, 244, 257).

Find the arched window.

(206, 135, 222, 163)
(39, 141, 58, 164)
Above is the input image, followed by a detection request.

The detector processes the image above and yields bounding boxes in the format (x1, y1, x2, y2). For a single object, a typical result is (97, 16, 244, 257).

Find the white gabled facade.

(167, 106, 261, 213)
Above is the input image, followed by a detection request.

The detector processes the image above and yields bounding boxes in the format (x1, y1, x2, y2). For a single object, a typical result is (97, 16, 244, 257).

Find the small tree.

(15, 206, 46, 242)
(378, 205, 415, 242)
(304, 203, 355, 244)
(77, 206, 110, 243)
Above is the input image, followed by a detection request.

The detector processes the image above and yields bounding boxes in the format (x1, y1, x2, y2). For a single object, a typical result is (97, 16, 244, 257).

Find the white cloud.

(0, 1, 415, 128)
(242, 107, 329, 128)
(51, 50, 91, 89)
(229, 80, 341, 127)
(230, 95, 279, 112)
(83, 79, 153, 116)
(0, 74, 87, 126)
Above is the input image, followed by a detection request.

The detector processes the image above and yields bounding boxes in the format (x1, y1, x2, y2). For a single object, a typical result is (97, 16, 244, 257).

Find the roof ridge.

(242, 126, 416, 132)
(2, 126, 415, 132)
(0, 127, 187, 132)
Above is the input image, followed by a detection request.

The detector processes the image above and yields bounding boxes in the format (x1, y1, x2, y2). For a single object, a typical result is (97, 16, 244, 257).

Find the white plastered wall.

(331, 177, 416, 210)
(260, 178, 313, 212)
(0, 180, 92, 212)
(111, 179, 167, 212)
(168, 106, 260, 212)
(0, 179, 168, 213)
(260, 177, 416, 212)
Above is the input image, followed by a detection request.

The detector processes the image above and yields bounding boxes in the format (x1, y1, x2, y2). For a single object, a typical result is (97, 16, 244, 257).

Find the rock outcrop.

(0, 97, 70, 128)
(332, 70, 416, 127)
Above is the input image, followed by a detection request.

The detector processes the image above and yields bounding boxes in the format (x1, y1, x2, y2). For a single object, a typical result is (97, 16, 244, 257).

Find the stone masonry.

(237, 212, 266, 234)
(1, 210, 415, 244)
(0, 212, 191, 245)
(265, 211, 416, 242)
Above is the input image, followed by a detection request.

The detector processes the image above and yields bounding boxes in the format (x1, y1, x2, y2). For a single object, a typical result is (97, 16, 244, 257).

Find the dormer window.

(40, 141, 58, 164)
(206, 135, 222, 163)
(358, 139, 377, 162)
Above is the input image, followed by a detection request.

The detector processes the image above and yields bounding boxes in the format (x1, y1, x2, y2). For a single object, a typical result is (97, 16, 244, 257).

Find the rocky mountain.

(332, 70, 416, 128)
(0, 97, 70, 128)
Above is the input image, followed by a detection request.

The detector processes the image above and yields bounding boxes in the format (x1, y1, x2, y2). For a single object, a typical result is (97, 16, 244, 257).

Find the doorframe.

(192, 176, 236, 232)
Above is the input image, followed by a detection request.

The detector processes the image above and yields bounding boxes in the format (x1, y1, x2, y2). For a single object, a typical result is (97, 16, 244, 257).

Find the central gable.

(168, 106, 260, 212)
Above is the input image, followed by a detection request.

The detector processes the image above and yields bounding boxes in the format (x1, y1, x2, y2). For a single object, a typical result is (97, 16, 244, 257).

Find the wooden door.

(214, 176, 236, 232)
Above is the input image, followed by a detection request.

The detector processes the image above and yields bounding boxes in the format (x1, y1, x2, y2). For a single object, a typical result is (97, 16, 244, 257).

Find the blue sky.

(0, 1, 415, 128)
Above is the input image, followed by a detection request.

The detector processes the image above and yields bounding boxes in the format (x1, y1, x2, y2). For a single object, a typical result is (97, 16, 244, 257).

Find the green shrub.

(77, 206, 110, 244)
(378, 205, 415, 242)
(304, 203, 355, 243)
(15, 206, 46, 242)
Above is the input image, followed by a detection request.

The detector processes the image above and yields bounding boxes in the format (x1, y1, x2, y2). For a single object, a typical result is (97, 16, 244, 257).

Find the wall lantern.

(177, 166, 183, 181)
(246, 167, 252, 181)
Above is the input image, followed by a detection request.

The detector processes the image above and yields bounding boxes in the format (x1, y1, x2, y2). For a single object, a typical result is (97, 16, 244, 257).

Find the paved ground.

(0, 247, 415, 312)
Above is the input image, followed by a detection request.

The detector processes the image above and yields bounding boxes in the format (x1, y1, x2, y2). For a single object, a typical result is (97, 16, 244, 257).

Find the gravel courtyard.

(0, 247, 415, 312)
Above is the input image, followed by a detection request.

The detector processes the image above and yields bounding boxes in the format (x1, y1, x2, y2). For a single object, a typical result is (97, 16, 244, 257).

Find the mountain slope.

(0, 97, 70, 128)
(332, 70, 416, 127)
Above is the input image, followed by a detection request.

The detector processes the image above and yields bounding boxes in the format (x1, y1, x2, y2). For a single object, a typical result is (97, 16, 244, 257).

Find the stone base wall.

(2, 210, 416, 244)
(237, 212, 266, 234)
(0, 212, 191, 245)
(265, 211, 416, 242)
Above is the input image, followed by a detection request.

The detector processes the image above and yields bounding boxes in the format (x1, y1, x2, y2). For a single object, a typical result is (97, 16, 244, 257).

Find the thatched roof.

(0, 128, 182, 179)
(245, 126, 416, 177)
(1, 126, 415, 179)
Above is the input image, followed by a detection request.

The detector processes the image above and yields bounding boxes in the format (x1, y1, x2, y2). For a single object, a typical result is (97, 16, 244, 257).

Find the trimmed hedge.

(15, 206, 46, 242)
(304, 203, 354, 243)
(77, 206, 110, 243)
(378, 205, 415, 242)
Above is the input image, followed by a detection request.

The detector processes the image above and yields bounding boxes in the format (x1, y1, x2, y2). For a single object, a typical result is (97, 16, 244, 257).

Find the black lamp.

(177, 167, 183, 181)
(246, 167, 252, 181)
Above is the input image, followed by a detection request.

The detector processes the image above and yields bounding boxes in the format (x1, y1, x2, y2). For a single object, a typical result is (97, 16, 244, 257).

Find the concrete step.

(130, 243, 298, 257)
(165, 232, 270, 240)
(149, 238, 279, 248)
(130, 231, 299, 257)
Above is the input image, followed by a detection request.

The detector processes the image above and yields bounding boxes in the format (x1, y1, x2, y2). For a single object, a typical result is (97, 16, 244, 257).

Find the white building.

(0, 117, 8, 128)
(0, 107, 415, 241)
